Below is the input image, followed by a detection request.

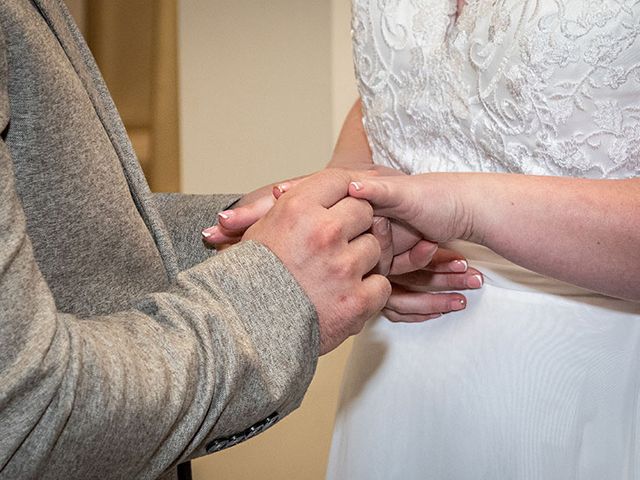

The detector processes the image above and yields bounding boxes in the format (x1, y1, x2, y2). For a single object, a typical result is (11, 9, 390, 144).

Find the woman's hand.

(225, 188, 483, 323)
(201, 164, 405, 246)
(201, 169, 484, 323)
(348, 172, 640, 301)
(382, 247, 483, 322)
(201, 175, 309, 245)
(349, 173, 475, 244)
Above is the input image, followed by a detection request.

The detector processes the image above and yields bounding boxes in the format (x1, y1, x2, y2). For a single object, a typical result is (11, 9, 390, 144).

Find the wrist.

(427, 172, 485, 244)
(455, 173, 490, 245)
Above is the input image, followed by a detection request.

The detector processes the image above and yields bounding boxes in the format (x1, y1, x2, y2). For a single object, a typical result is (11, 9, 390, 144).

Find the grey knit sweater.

(0, 0, 319, 478)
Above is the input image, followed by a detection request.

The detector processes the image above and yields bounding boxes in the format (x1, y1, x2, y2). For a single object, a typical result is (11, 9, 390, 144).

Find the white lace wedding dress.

(327, 1, 640, 478)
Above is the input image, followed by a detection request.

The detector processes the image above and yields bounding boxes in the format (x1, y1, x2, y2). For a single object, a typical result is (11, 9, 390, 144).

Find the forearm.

(1, 241, 319, 479)
(327, 98, 373, 168)
(1, 142, 318, 478)
(460, 174, 640, 300)
(6, 245, 320, 478)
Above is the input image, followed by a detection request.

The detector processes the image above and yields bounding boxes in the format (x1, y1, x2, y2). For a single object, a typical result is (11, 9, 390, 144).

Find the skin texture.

(203, 99, 483, 323)
(243, 169, 391, 354)
(329, 100, 484, 316)
(348, 173, 640, 302)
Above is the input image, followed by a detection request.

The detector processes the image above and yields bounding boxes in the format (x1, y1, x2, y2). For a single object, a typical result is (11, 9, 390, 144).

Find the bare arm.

(349, 173, 640, 301)
(467, 174, 640, 300)
(327, 99, 373, 168)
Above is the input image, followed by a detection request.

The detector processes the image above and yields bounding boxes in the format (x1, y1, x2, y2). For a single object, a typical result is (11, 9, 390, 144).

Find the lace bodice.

(352, 0, 640, 178)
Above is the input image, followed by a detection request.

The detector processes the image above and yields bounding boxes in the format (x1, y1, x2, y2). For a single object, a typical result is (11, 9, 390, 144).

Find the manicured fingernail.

(450, 298, 466, 311)
(448, 260, 468, 272)
(467, 274, 483, 289)
(201, 226, 218, 238)
(218, 210, 234, 221)
(273, 185, 286, 199)
(350, 181, 363, 191)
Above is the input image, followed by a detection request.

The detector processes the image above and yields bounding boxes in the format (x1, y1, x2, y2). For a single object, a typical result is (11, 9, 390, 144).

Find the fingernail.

(218, 210, 234, 221)
(201, 225, 218, 238)
(448, 259, 468, 272)
(450, 298, 466, 311)
(372, 216, 390, 234)
(273, 185, 286, 199)
(467, 274, 483, 289)
(274, 182, 292, 199)
(350, 181, 363, 191)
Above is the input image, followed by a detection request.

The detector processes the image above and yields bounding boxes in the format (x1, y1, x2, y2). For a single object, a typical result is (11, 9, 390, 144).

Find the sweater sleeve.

(0, 48, 320, 480)
(152, 192, 240, 271)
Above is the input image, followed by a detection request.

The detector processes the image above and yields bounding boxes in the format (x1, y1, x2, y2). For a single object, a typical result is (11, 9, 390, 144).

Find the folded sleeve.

(0, 51, 319, 480)
(153, 192, 240, 271)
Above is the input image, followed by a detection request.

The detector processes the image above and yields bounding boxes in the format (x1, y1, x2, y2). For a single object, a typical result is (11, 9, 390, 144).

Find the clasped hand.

(202, 168, 483, 354)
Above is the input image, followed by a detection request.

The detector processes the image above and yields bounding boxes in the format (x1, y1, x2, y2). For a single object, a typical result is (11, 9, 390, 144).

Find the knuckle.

(312, 221, 343, 250)
(337, 290, 370, 319)
(434, 295, 452, 313)
(373, 275, 392, 300)
(350, 292, 370, 316)
(329, 255, 357, 278)
(446, 274, 464, 290)
(361, 233, 382, 259)
(381, 277, 393, 299)
(280, 195, 306, 215)
(418, 292, 445, 313)
(358, 198, 374, 219)
(372, 235, 383, 258)
(343, 197, 373, 221)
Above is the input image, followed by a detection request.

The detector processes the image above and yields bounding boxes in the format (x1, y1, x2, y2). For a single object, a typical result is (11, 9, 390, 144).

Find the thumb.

(348, 177, 412, 221)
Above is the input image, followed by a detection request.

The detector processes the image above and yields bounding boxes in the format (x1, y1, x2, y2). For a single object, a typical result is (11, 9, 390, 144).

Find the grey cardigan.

(0, 0, 319, 478)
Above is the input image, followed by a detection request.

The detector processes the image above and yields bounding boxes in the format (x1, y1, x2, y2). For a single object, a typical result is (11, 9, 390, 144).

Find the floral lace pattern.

(352, 0, 640, 178)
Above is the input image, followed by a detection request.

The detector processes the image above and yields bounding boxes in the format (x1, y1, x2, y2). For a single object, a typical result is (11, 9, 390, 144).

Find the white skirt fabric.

(327, 241, 640, 480)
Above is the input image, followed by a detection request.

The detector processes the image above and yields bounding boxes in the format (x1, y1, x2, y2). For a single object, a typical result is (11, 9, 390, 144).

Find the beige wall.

(179, 0, 331, 195)
(66, 0, 180, 192)
(178, 0, 357, 478)
(64, 0, 87, 33)
(331, 0, 358, 138)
